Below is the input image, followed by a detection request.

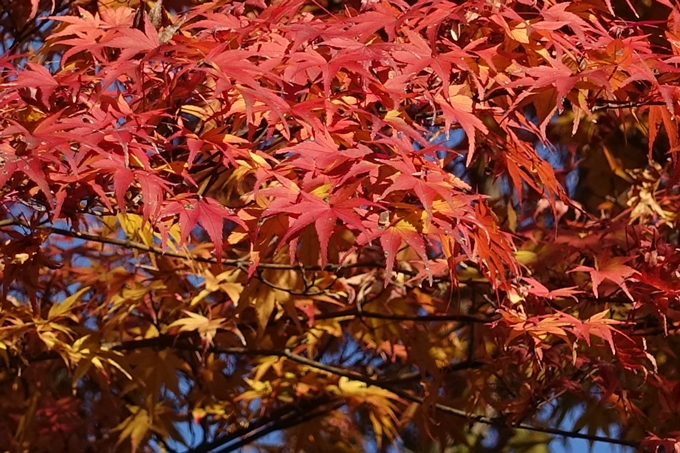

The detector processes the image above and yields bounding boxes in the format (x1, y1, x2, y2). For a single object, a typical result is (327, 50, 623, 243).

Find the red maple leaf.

(523, 277, 581, 300)
(357, 214, 430, 285)
(162, 196, 247, 261)
(264, 182, 374, 266)
(571, 256, 639, 300)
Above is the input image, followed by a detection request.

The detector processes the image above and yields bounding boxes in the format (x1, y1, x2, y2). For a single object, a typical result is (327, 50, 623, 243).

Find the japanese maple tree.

(2, 0, 680, 451)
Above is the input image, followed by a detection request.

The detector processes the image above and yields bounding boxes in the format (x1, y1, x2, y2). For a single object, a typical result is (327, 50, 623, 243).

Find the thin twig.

(314, 307, 495, 324)
(206, 400, 345, 453)
(23, 330, 639, 448)
(269, 349, 639, 449)
(189, 395, 338, 453)
(0, 219, 379, 272)
(591, 99, 665, 112)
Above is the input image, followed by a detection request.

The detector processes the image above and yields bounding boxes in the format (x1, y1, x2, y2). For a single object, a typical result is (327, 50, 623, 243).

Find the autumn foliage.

(2, 0, 680, 451)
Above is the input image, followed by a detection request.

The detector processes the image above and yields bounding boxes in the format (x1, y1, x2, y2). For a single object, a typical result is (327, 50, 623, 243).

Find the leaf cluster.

(1, 0, 680, 452)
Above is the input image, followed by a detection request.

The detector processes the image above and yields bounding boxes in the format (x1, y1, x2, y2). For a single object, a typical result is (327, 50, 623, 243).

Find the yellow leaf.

(249, 151, 270, 168)
(507, 203, 517, 233)
(115, 406, 151, 451)
(384, 110, 402, 120)
(24, 107, 45, 123)
(169, 311, 225, 343)
(514, 250, 538, 266)
(602, 145, 634, 183)
(180, 104, 209, 121)
(220, 282, 244, 305)
(369, 411, 384, 446)
(450, 93, 474, 112)
(222, 134, 248, 144)
(507, 288, 524, 305)
(311, 319, 343, 337)
(190, 289, 212, 306)
(338, 376, 367, 396)
(241, 378, 273, 398)
(510, 22, 530, 43)
(310, 183, 333, 199)
(48, 286, 89, 320)
(253, 356, 282, 382)
(118, 213, 155, 247)
(240, 279, 289, 334)
(456, 263, 487, 282)
(384, 110, 409, 129)
(12, 253, 30, 264)
(100, 351, 133, 380)
(227, 230, 248, 245)
(192, 407, 207, 422)
(331, 376, 398, 400)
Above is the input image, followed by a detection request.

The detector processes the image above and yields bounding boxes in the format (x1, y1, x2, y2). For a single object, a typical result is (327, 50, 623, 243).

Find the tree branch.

(590, 99, 665, 112)
(0, 220, 646, 309)
(197, 399, 345, 453)
(0, 219, 381, 272)
(267, 349, 639, 449)
(314, 308, 495, 324)
(193, 342, 640, 448)
(22, 329, 638, 449)
(189, 396, 341, 453)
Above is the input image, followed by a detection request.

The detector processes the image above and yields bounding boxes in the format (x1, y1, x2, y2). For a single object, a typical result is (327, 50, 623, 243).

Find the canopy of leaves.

(1, 0, 680, 452)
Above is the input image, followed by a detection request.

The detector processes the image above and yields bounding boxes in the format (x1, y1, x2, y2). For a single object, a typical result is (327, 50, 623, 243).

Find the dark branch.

(189, 396, 341, 453)
(198, 399, 344, 453)
(590, 99, 665, 112)
(0, 219, 382, 272)
(22, 329, 639, 448)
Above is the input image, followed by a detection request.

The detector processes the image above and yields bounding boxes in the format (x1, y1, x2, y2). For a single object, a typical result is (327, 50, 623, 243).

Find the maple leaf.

(135, 171, 170, 223)
(11, 63, 59, 107)
(48, 286, 90, 320)
(648, 103, 679, 158)
(640, 436, 680, 453)
(48, 9, 111, 63)
(357, 214, 429, 284)
(379, 153, 471, 223)
(114, 406, 152, 452)
(344, 5, 401, 41)
(510, 58, 579, 112)
(5, 0, 680, 450)
(0, 156, 53, 206)
(580, 310, 624, 355)
(571, 257, 639, 300)
(90, 158, 134, 209)
(169, 310, 226, 345)
(537, 3, 590, 42)
(162, 196, 247, 261)
(523, 277, 581, 300)
(434, 85, 488, 165)
(104, 15, 161, 62)
(263, 182, 375, 266)
(239, 275, 290, 335)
